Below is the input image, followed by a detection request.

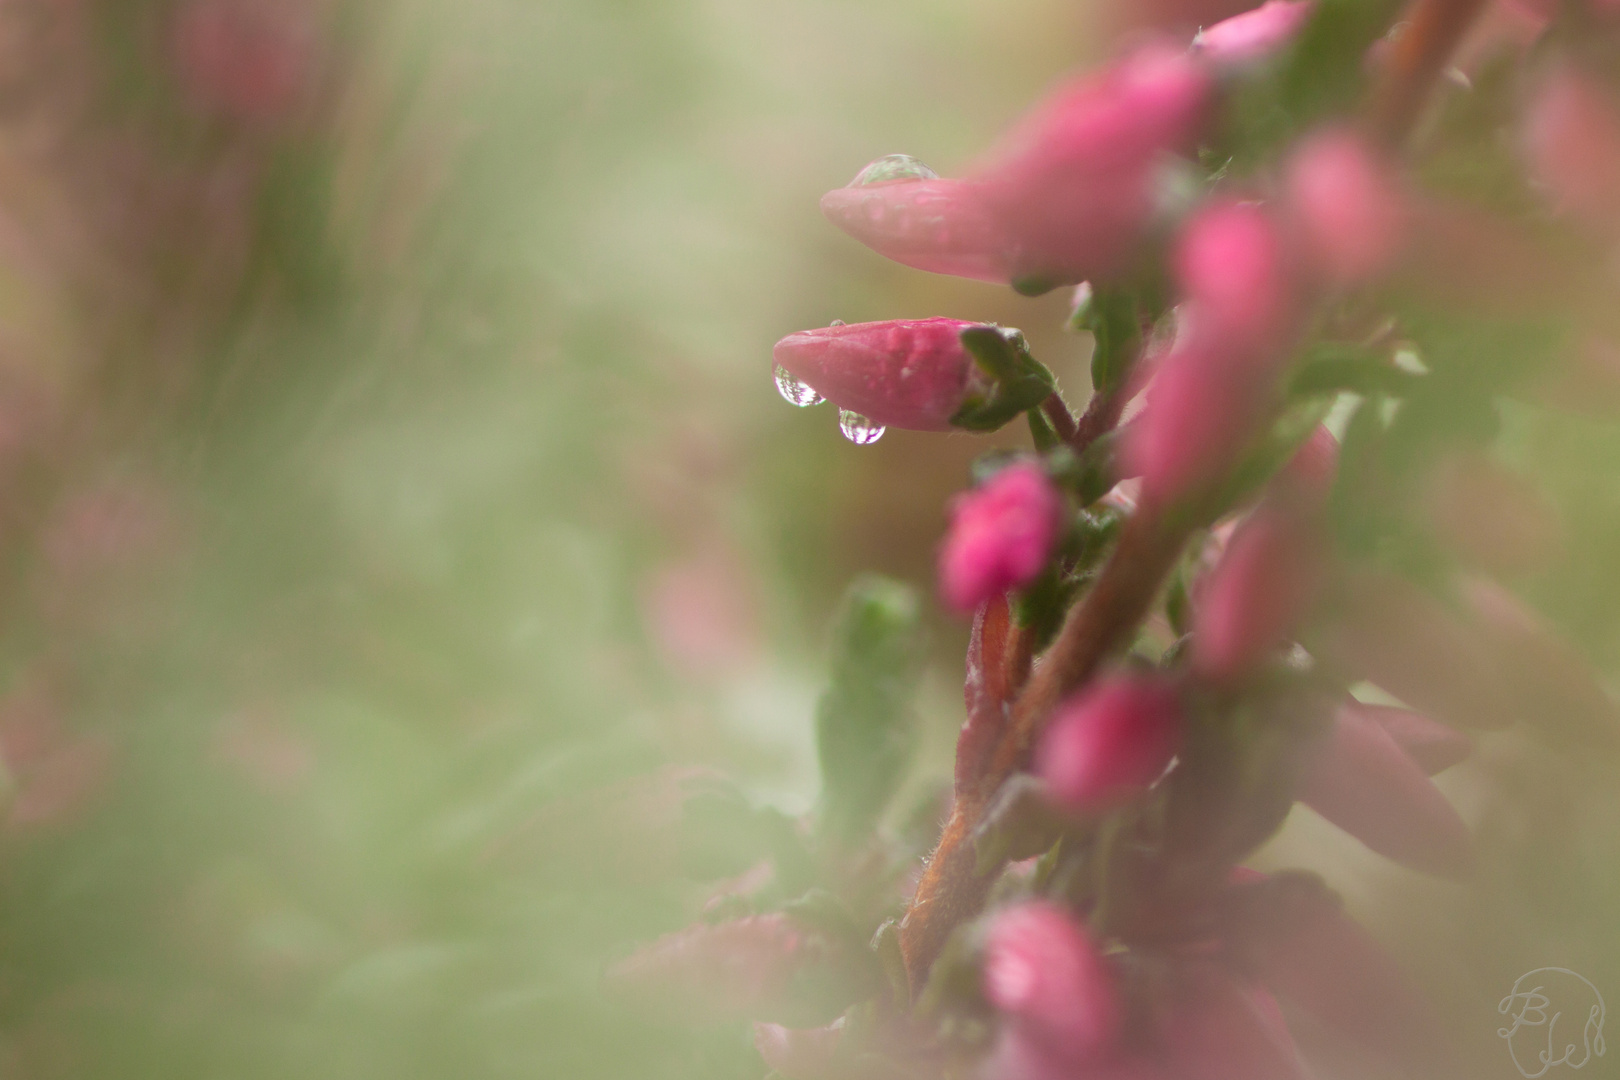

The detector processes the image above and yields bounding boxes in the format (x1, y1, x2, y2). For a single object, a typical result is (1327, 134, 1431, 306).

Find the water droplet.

(838, 410, 885, 445)
(829, 319, 845, 327)
(774, 364, 825, 407)
(851, 154, 938, 186)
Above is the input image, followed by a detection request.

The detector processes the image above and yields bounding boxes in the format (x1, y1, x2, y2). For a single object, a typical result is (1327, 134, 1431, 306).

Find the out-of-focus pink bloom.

(1037, 673, 1181, 811)
(1305, 569, 1519, 732)
(984, 902, 1121, 1063)
(643, 547, 761, 678)
(1524, 63, 1620, 233)
(1175, 201, 1296, 357)
(174, 0, 315, 123)
(1192, 502, 1325, 680)
(970, 43, 1214, 290)
(939, 463, 1063, 613)
(1278, 425, 1339, 503)
(1298, 701, 1475, 877)
(1126, 202, 1299, 505)
(1160, 967, 1306, 1080)
(609, 912, 867, 1027)
(1194, 1, 1314, 69)
(1285, 128, 1409, 286)
(820, 158, 1010, 283)
(1233, 875, 1450, 1073)
(1360, 703, 1472, 774)
(8, 732, 113, 830)
(1118, 0, 1284, 35)
(773, 318, 992, 431)
(1422, 450, 1560, 578)
(211, 708, 315, 794)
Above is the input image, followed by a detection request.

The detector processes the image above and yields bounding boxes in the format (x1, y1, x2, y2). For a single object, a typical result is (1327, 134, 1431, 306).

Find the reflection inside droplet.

(774, 364, 825, 407)
(838, 410, 885, 445)
(851, 154, 938, 186)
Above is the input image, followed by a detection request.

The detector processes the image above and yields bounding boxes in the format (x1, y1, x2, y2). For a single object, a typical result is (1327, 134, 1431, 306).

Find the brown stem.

(1365, 0, 1490, 148)
(899, 507, 1191, 987)
(1039, 393, 1078, 446)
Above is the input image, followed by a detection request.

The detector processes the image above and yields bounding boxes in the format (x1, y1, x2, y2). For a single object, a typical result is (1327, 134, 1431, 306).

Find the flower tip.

(938, 463, 1063, 613)
(1037, 673, 1181, 810)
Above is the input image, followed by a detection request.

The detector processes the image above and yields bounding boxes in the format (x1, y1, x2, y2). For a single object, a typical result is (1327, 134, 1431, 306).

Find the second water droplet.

(774, 364, 825, 407)
(838, 410, 885, 445)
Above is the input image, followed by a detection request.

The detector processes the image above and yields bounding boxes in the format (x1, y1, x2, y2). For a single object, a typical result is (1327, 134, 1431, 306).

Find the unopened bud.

(984, 902, 1121, 1062)
(1285, 128, 1410, 286)
(820, 157, 1010, 283)
(1037, 673, 1181, 812)
(1194, 1, 1315, 68)
(939, 463, 1064, 613)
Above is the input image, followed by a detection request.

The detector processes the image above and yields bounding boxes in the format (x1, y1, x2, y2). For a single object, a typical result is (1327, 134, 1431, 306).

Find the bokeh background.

(0, 0, 1615, 1078)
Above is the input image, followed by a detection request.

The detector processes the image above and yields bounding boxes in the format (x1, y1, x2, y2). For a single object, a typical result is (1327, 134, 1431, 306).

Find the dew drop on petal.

(851, 154, 938, 186)
(838, 410, 885, 444)
(774, 364, 825, 407)
(829, 319, 846, 327)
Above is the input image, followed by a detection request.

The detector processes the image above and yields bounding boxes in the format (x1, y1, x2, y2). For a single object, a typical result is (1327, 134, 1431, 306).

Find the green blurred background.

(0, 0, 1616, 1077)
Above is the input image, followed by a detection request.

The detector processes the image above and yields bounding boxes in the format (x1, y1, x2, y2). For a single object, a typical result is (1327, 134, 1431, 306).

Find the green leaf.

(815, 576, 925, 844)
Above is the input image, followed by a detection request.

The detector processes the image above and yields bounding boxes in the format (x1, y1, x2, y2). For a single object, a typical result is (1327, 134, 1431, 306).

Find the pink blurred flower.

(1297, 700, 1475, 878)
(1285, 127, 1410, 285)
(984, 901, 1121, 1063)
(938, 463, 1063, 613)
(1359, 703, 1472, 774)
(754, 1019, 845, 1080)
(174, 0, 315, 124)
(820, 159, 1010, 283)
(773, 318, 993, 431)
(8, 732, 113, 830)
(1523, 62, 1620, 233)
(970, 42, 1214, 290)
(1194, 1, 1314, 69)
(1160, 967, 1306, 1080)
(1174, 200, 1296, 358)
(1192, 501, 1325, 681)
(1037, 673, 1181, 811)
(643, 547, 761, 678)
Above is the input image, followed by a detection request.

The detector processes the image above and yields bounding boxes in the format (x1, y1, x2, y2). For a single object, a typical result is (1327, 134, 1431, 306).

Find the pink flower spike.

(1195, 1, 1315, 69)
(1192, 502, 1325, 681)
(972, 42, 1214, 290)
(1524, 63, 1620, 233)
(938, 463, 1064, 613)
(1298, 700, 1476, 878)
(1037, 673, 1181, 811)
(820, 158, 1010, 283)
(1285, 128, 1410, 285)
(984, 902, 1121, 1062)
(773, 318, 992, 431)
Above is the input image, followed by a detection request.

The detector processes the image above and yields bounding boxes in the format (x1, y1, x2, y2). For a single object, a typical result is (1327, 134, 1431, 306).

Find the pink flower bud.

(1194, 1, 1314, 69)
(1161, 967, 1306, 1080)
(1359, 703, 1472, 774)
(939, 463, 1064, 613)
(1284, 128, 1410, 285)
(971, 43, 1214, 289)
(1037, 673, 1181, 811)
(1298, 701, 1475, 878)
(1174, 200, 1296, 359)
(773, 318, 992, 431)
(174, 0, 315, 123)
(984, 902, 1121, 1062)
(1276, 425, 1339, 505)
(1192, 501, 1326, 681)
(820, 157, 1010, 283)
(1523, 62, 1620, 233)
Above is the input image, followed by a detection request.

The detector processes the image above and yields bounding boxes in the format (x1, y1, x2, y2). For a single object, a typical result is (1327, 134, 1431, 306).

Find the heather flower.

(939, 463, 1064, 613)
(1194, 1, 1315, 69)
(1297, 701, 1475, 877)
(970, 42, 1214, 291)
(1192, 502, 1325, 681)
(1523, 62, 1620, 233)
(1037, 673, 1181, 811)
(773, 318, 993, 431)
(820, 158, 1010, 283)
(1174, 200, 1296, 358)
(1360, 703, 1472, 774)
(984, 901, 1121, 1062)
(1284, 128, 1409, 286)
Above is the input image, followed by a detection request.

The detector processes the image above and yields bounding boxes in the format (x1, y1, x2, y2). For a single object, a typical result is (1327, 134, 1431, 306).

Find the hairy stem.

(899, 507, 1191, 986)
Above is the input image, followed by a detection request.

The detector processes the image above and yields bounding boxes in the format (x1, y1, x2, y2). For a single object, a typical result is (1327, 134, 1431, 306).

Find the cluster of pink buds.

(614, 0, 1620, 1075)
